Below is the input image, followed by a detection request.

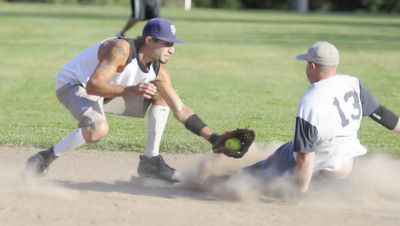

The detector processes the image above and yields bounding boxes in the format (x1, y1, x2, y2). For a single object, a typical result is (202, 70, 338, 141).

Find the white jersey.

(293, 74, 379, 172)
(56, 38, 158, 91)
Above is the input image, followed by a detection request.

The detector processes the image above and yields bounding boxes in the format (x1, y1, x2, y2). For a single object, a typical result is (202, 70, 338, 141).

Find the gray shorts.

(56, 83, 150, 128)
(131, 0, 160, 20)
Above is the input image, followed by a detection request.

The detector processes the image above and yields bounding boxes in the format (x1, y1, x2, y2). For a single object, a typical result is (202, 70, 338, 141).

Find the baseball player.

(243, 41, 400, 193)
(116, 0, 160, 37)
(24, 18, 223, 182)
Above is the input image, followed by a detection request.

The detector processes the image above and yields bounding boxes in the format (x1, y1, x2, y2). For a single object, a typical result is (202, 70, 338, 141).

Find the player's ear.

(309, 62, 317, 70)
(144, 36, 153, 45)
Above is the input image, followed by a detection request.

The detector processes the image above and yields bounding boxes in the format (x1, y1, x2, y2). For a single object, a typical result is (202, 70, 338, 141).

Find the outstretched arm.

(369, 105, 400, 134)
(154, 65, 217, 142)
(359, 82, 400, 134)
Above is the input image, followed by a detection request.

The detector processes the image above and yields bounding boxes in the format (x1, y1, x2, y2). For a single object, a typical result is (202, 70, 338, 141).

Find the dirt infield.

(1, 144, 399, 226)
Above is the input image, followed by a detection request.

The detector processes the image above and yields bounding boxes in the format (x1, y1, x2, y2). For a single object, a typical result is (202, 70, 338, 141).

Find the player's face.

(151, 39, 175, 64)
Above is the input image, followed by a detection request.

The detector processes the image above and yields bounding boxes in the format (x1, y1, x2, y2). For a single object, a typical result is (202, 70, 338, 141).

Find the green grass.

(0, 3, 400, 155)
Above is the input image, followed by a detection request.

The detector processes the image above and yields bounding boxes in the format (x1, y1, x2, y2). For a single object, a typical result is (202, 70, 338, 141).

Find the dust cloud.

(187, 142, 400, 208)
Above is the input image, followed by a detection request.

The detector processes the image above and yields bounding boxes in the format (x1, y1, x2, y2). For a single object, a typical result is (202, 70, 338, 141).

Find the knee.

(92, 119, 109, 141)
(83, 119, 109, 143)
(152, 92, 167, 106)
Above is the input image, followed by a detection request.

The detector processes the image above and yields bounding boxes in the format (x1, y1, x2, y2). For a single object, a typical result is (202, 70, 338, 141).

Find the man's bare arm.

(86, 39, 156, 99)
(296, 152, 315, 193)
(154, 65, 214, 140)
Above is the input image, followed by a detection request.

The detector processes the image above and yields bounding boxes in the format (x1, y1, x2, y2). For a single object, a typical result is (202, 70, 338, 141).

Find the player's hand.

(129, 82, 157, 99)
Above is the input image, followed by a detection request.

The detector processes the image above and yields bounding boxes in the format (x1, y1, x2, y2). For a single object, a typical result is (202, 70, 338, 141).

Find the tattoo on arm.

(99, 40, 127, 70)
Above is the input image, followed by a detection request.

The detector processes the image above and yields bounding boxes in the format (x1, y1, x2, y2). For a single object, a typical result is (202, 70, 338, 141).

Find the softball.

(225, 138, 241, 151)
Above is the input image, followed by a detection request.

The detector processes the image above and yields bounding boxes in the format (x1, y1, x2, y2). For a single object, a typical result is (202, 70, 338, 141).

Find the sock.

(53, 128, 86, 156)
(144, 105, 170, 157)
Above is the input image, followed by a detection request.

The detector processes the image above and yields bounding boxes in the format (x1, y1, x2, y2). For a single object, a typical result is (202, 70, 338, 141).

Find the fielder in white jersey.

(243, 41, 400, 194)
(24, 18, 222, 182)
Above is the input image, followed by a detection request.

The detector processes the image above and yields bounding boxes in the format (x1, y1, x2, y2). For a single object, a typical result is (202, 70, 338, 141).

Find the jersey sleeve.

(293, 116, 318, 153)
(359, 81, 380, 116)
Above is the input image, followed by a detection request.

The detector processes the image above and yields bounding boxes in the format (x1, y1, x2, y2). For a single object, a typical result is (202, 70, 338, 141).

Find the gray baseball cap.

(296, 41, 339, 66)
(142, 18, 183, 43)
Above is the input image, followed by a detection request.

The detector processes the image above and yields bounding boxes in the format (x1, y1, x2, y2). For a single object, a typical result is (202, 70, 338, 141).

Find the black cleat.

(115, 31, 125, 38)
(137, 155, 183, 183)
(24, 147, 58, 177)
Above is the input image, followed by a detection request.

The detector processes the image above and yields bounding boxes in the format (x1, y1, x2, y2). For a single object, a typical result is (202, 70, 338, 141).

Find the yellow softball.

(225, 138, 241, 151)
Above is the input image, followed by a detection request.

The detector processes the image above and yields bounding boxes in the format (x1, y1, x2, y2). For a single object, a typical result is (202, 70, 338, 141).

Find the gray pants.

(56, 83, 150, 128)
(243, 141, 355, 190)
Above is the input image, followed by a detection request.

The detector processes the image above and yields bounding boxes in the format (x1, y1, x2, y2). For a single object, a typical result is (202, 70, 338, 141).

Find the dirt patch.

(0, 144, 399, 226)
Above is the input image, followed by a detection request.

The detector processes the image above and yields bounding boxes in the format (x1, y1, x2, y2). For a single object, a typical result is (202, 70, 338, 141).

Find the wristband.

(370, 105, 399, 130)
(208, 133, 219, 145)
(184, 114, 207, 136)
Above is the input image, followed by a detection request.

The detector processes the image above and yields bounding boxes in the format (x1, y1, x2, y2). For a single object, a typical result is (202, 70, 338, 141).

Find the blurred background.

(1, 0, 400, 13)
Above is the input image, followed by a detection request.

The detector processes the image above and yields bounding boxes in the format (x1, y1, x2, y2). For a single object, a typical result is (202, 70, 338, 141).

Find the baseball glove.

(212, 128, 255, 158)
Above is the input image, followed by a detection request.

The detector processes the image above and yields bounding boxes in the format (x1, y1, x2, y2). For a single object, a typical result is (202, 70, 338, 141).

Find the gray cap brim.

(296, 54, 308, 61)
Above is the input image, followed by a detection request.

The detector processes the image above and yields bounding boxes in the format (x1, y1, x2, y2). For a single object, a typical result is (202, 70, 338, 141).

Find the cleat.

(24, 147, 57, 177)
(115, 31, 124, 38)
(137, 155, 182, 183)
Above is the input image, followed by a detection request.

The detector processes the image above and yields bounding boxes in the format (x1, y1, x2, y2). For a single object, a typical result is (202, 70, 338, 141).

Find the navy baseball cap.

(142, 18, 184, 43)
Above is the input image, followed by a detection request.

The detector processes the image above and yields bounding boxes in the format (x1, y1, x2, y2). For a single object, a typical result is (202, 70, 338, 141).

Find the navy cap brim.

(157, 36, 184, 44)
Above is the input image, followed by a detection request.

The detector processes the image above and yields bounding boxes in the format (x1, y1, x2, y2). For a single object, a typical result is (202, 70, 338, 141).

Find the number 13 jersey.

(293, 74, 380, 172)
